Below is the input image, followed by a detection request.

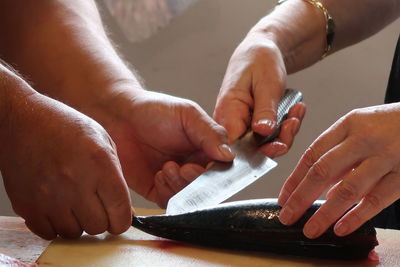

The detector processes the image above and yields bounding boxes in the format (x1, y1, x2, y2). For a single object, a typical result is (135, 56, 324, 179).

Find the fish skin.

(132, 199, 378, 260)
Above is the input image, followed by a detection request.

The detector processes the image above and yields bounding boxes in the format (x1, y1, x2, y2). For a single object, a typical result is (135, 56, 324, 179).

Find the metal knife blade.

(166, 88, 303, 214)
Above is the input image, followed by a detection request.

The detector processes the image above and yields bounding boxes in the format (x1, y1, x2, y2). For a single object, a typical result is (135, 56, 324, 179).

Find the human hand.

(0, 84, 131, 240)
(214, 31, 306, 158)
(278, 103, 400, 238)
(88, 89, 234, 208)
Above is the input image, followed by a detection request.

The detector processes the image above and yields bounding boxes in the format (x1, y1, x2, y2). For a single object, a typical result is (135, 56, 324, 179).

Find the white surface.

(0, 0, 399, 214)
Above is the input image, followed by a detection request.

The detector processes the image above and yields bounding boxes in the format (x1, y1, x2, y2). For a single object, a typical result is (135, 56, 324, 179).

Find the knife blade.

(166, 88, 303, 214)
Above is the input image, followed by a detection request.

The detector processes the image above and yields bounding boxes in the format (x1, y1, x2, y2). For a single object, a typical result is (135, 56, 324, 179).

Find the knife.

(166, 88, 303, 215)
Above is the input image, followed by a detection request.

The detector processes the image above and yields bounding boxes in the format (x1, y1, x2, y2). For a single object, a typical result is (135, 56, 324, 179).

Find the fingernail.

(256, 119, 276, 129)
(334, 221, 348, 236)
(218, 144, 234, 160)
(304, 221, 320, 239)
(279, 206, 293, 225)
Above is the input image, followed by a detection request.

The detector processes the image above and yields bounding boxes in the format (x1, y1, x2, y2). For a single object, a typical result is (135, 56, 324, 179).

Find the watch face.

(102, 0, 198, 43)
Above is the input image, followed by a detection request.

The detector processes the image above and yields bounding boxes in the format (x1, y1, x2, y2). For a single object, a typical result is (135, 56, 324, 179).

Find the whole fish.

(132, 199, 378, 259)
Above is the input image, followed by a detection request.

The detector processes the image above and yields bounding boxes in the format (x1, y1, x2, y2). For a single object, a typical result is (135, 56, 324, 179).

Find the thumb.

(184, 104, 235, 163)
(251, 76, 286, 136)
(214, 94, 251, 143)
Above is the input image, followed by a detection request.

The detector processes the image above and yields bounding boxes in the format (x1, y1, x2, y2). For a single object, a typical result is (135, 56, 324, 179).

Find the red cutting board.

(36, 208, 400, 267)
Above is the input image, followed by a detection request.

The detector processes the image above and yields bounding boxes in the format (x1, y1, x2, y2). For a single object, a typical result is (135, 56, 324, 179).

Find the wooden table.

(0, 216, 50, 264)
(0, 210, 399, 266)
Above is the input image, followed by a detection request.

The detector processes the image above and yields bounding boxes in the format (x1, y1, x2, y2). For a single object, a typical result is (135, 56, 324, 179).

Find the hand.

(214, 31, 306, 158)
(278, 103, 400, 238)
(0, 89, 132, 240)
(87, 89, 234, 208)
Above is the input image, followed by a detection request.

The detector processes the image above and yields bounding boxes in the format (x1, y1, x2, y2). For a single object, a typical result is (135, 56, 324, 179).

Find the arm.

(214, 0, 400, 158)
(213, 0, 400, 237)
(0, 0, 140, 108)
(0, 0, 234, 207)
(260, 0, 400, 72)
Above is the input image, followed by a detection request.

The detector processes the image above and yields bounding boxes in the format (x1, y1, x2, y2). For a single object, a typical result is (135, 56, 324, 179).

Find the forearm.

(0, 63, 37, 155)
(0, 0, 142, 111)
(251, 0, 400, 73)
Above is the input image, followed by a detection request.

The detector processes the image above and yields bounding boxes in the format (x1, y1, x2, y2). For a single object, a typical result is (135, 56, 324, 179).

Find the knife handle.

(254, 88, 303, 146)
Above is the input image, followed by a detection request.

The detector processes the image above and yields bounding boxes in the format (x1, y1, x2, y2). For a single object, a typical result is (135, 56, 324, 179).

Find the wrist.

(0, 65, 38, 158)
(76, 79, 146, 130)
(248, 0, 328, 73)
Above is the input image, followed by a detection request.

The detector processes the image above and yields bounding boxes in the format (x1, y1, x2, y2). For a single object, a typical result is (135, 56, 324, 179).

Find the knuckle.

(316, 207, 335, 224)
(363, 194, 382, 210)
(90, 146, 112, 164)
(348, 211, 364, 227)
(246, 43, 274, 58)
(287, 193, 306, 208)
(302, 147, 319, 169)
(58, 167, 79, 187)
(308, 158, 330, 184)
(334, 182, 360, 202)
(182, 99, 200, 112)
(106, 134, 118, 152)
(36, 182, 53, 199)
(208, 120, 227, 135)
(344, 109, 362, 123)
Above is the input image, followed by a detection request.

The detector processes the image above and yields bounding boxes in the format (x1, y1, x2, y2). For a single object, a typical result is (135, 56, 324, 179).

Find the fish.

(132, 198, 378, 260)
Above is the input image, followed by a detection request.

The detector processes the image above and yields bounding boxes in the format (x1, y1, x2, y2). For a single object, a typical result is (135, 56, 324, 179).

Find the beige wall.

(0, 0, 399, 215)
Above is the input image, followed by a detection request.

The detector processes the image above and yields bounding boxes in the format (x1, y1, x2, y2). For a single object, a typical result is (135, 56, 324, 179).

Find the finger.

(49, 209, 83, 239)
(283, 103, 307, 150)
(162, 161, 189, 192)
(302, 157, 392, 238)
(278, 121, 348, 207)
(333, 172, 400, 236)
(154, 170, 176, 208)
(183, 151, 211, 167)
(214, 68, 254, 143)
(184, 106, 235, 162)
(326, 174, 351, 200)
(279, 137, 365, 226)
(288, 102, 307, 122)
(251, 63, 286, 136)
(25, 215, 57, 240)
(257, 103, 305, 158)
(277, 118, 302, 148)
(179, 163, 205, 183)
(73, 194, 109, 235)
(258, 118, 300, 158)
(97, 155, 132, 235)
(214, 97, 252, 143)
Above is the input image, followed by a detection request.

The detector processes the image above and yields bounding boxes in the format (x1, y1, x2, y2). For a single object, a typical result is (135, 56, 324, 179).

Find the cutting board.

(36, 209, 400, 267)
